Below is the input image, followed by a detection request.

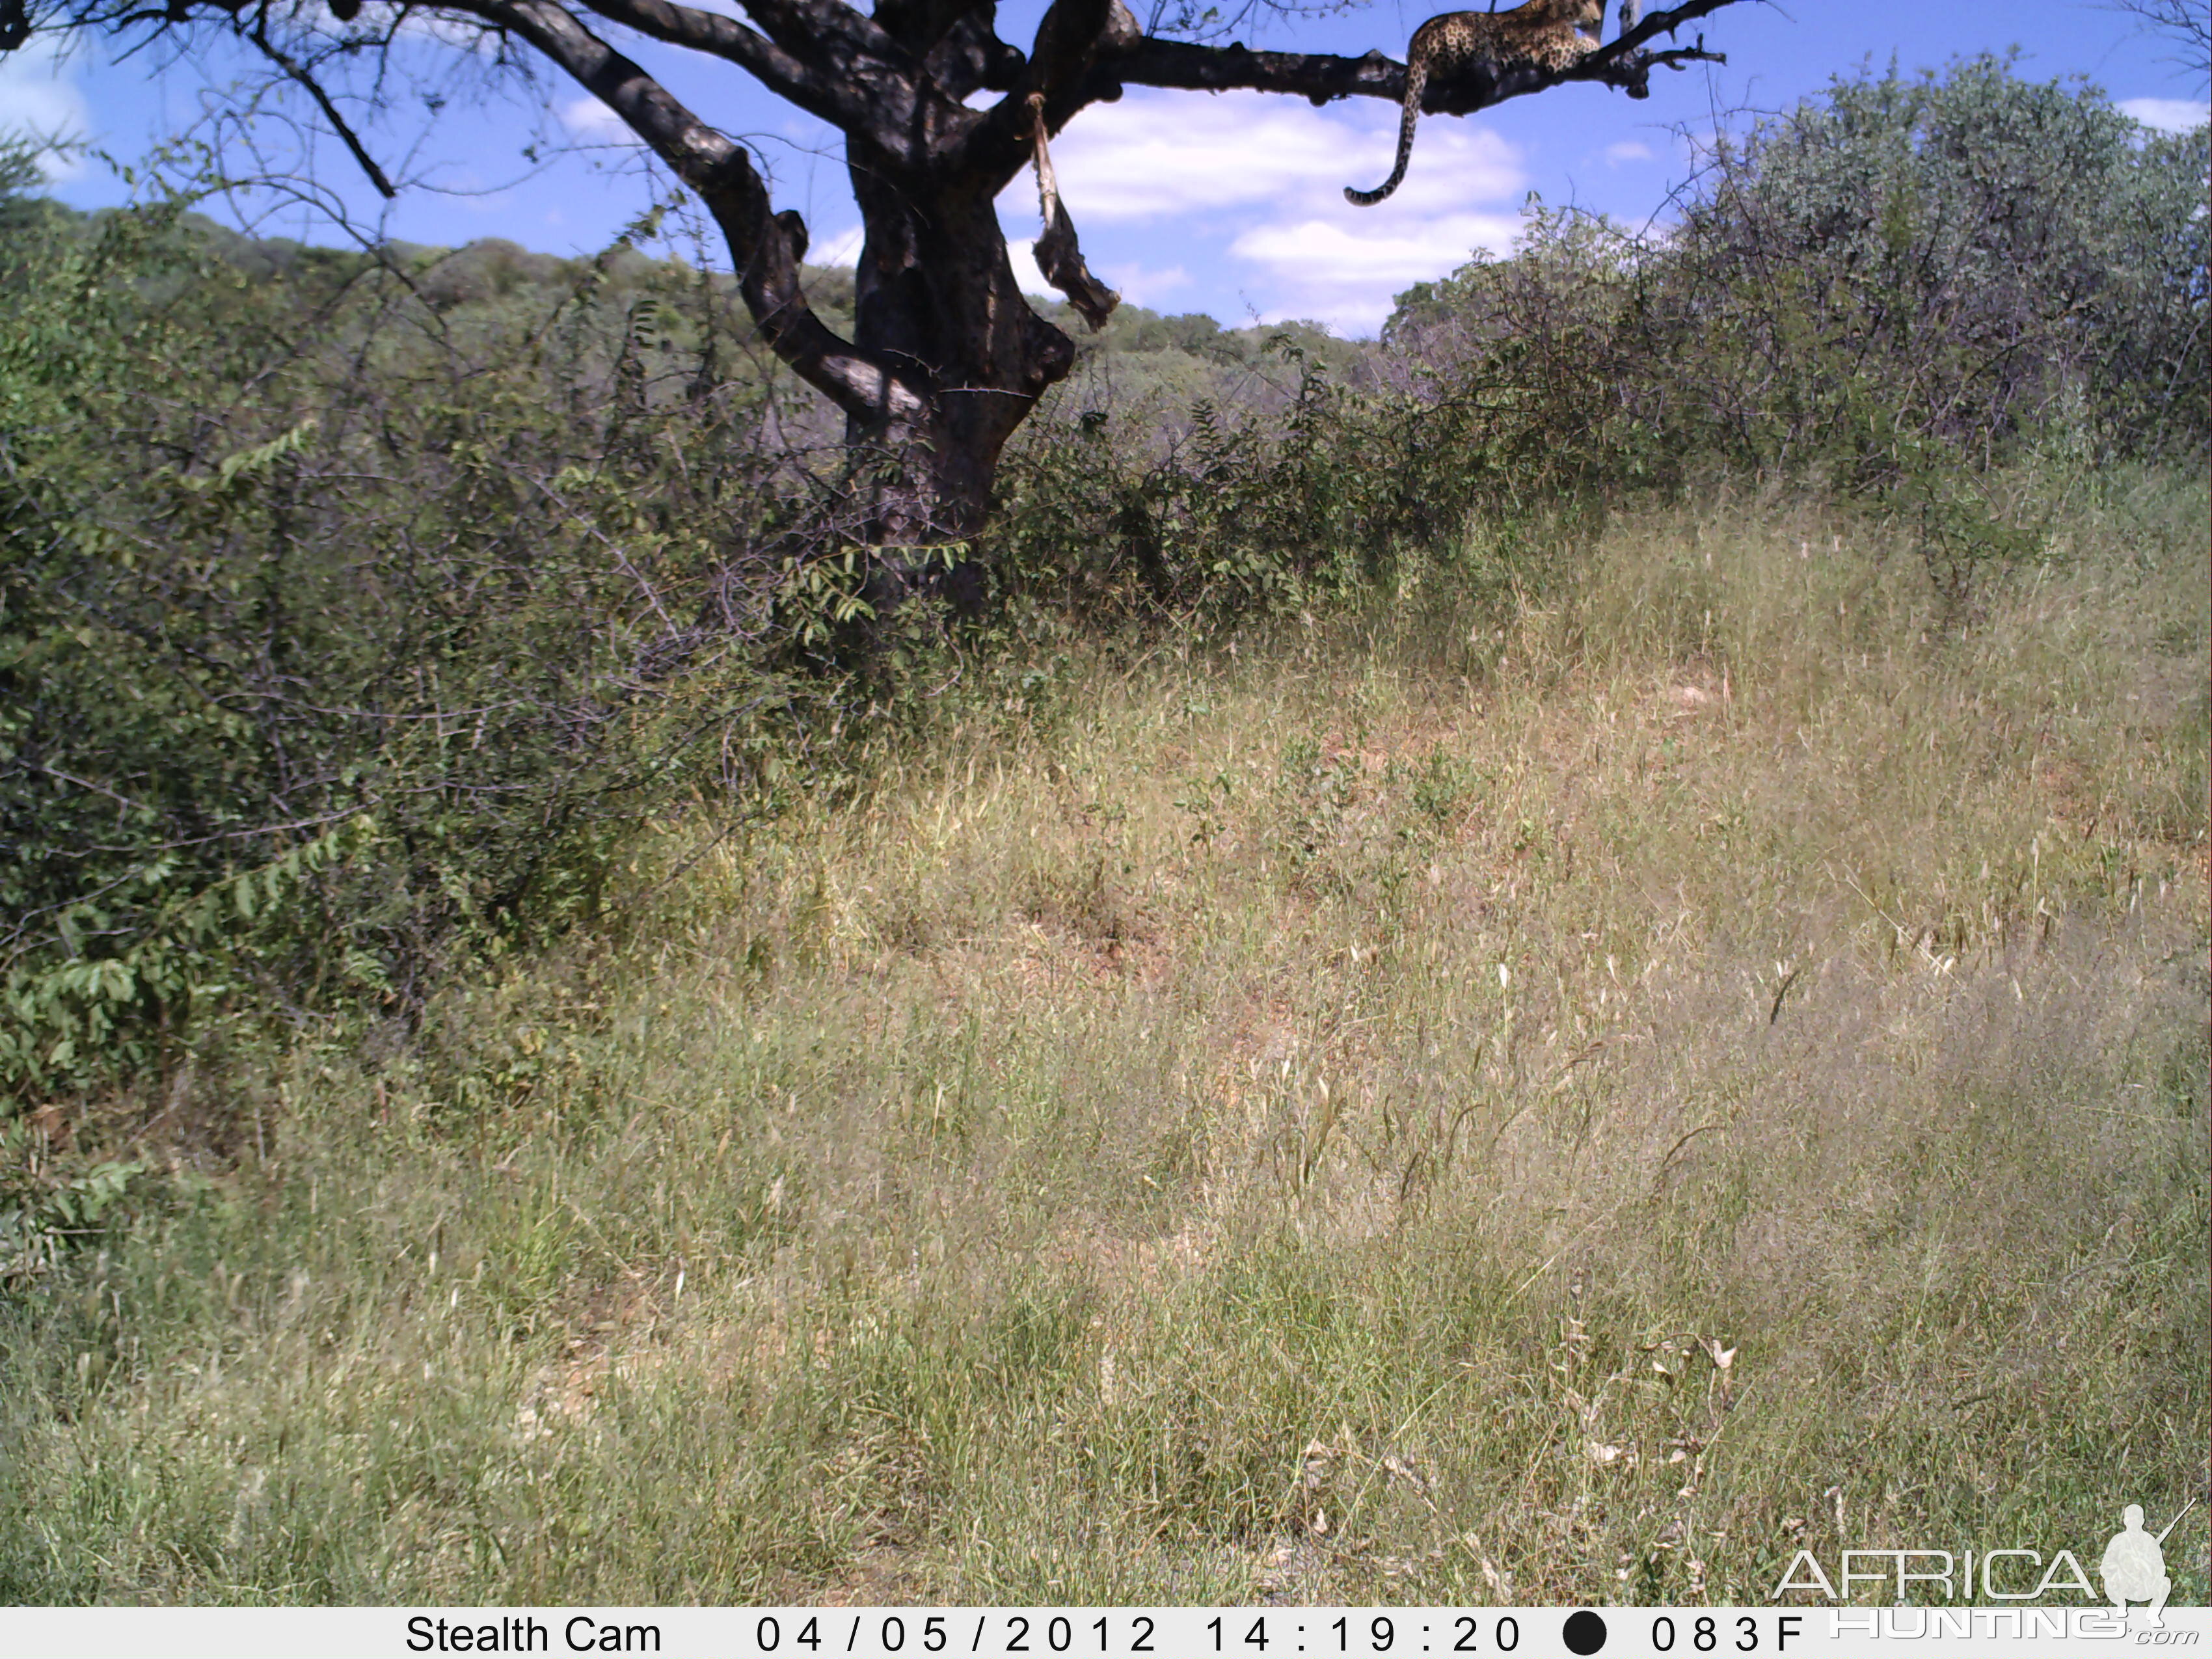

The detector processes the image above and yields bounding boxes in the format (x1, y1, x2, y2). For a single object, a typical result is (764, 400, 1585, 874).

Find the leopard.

(1345, 0, 1607, 206)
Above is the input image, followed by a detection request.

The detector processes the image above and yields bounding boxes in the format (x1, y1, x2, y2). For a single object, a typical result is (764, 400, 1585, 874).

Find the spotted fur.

(1346, 0, 1606, 205)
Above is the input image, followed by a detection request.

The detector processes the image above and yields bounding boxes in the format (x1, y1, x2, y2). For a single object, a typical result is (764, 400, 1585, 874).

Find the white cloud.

(1232, 213, 1518, 284)
(811, 222, 865, 267)
(558, 96, 634, 142)
(1101, 260, 1191, 309)
(807, 224, 1186, 316)
(1604, 139, 1654, 165)
(0, 36, 91, 178)
(395, 10, 505, 56)
(2118, 96, 2209, 133)
(1233, 211, 1520, 332)
(1028, 253, 1194, 310)
(1034, 88, 1524, 223)
(1008, 236, 1049, 297)
(1037, 94, 1356, 219)
(1005, 88, 1530, 332)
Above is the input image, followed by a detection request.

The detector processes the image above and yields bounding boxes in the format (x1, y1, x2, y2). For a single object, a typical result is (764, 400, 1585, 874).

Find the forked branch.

(568, 0, 873, 132)
(437, 0, 926, 422)
(243, 23, 396, 198)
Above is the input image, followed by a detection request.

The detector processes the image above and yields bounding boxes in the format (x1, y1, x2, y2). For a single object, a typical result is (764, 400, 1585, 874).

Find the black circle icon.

(1562, 1610, 1608, 1655)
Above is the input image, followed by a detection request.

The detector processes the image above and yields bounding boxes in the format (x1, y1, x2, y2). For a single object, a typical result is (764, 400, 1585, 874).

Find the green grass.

(4, 474, 2205, 1605)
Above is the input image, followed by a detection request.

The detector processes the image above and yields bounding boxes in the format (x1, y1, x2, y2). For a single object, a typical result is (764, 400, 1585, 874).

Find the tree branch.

(569, 0, 870, 131)
(917, 6, 1027, 103)
(2102, 0, 2211, 85)
(952, 0, 1135, 184)
(243, 21, 397, 198)
(574, 0, 1003, 160)
(1092, 0, 1742, 113)
(1595, 0, 1751, 61)
(874, 0, 999, 64)
(445, 0, 926, 422)
(726, 0, 913, 91)
(1099, 36, 1391, 103)
(1025, 0, 1114, 101)
(576, 0, 982, 161)
(1567, 0, 1744, 97)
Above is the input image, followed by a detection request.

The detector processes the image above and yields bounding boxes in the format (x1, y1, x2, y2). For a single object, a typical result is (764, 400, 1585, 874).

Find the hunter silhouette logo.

(1769, 1495, 2200, 1616)
(2101, 1500, 2192, 1628)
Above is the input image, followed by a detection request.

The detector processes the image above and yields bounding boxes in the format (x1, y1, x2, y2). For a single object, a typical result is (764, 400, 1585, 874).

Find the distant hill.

(31, 204, 1377, 427)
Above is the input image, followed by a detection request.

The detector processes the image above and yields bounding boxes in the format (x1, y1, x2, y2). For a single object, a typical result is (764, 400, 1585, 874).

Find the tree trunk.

(24, 0, 1746, 627)
(844, 143, 1077, 613)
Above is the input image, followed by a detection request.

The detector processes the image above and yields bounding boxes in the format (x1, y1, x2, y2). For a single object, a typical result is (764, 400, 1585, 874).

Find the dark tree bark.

(2, 0, 1742, 593)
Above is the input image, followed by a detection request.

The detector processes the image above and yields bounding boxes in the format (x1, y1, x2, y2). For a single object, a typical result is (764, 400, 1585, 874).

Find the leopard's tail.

(1345, 57, 1427, 205)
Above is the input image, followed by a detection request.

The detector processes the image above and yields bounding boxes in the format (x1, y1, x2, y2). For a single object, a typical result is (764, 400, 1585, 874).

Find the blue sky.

(3, 0, 2205, 334)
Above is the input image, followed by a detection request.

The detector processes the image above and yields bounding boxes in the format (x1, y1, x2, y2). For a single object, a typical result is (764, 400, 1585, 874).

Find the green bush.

(0, 164, 829, 1114)
(1667, 55, 2209, 468)
(1409, 57, 2212, 477)
(1375, 58, 2208, 603)
(2, 55, 2202, 1126)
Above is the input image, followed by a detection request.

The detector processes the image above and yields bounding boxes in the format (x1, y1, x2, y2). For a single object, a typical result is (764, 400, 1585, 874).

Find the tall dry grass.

(4, 475, 2204, 1605)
